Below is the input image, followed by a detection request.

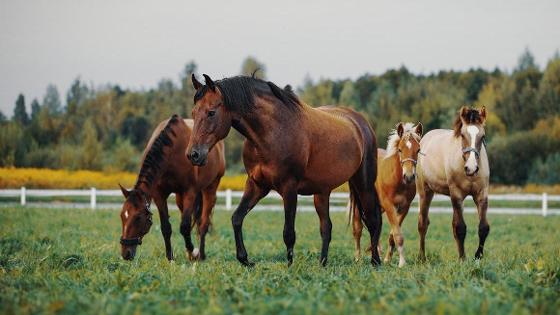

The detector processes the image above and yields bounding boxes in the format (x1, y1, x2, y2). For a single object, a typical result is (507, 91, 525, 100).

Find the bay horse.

(119, 114, 225, 261)
(186, 74, 382, 267)
(351, 122, 423, 267)
(416, 106, 490, 261)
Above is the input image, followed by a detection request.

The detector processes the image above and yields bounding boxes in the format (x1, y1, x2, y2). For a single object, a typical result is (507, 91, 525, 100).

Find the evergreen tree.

(30, 99, 41, 121)
(13, 94, 29, 125)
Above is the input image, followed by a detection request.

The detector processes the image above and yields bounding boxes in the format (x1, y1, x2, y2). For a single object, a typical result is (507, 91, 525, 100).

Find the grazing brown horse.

(416, 106, 490, 261)
(352, 122, 423, 267)
(186, 74, 382, 267)
(119, 115, 225, 261)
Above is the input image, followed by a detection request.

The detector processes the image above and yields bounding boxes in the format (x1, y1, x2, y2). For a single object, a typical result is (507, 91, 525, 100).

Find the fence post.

(91, 187, 96, 210)
(542, 192, 548, 217)
(21, 187, 26, 206)
(226, 189, 232, 210)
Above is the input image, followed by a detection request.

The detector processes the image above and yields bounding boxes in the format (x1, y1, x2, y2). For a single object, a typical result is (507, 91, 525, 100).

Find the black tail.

(347, 184, 366, 227)
(191, 192, 203, 231)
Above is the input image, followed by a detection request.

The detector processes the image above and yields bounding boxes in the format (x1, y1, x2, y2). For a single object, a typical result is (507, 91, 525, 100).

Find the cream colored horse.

(416, 106, 490, 261)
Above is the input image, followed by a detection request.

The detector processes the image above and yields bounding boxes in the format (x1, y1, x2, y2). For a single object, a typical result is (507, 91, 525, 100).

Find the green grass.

(0, 207, 559, 315)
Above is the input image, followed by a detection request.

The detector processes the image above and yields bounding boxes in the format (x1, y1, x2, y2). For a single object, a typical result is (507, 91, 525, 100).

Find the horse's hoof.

(186, 248, 200, 261)
(383, 257, 391, 264)
(237, 256, 254, 267)
(398, 260, 406, 268)
(371, 256, 382, 267)
(320, 257, 328, 267)
(474, 250, 483, 259)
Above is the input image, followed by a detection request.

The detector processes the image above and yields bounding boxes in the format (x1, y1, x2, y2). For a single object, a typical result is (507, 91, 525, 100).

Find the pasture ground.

(0, 207, 559, 315)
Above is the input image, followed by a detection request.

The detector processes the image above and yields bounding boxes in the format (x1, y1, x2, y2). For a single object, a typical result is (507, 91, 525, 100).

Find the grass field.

(1, 207, 559, 315)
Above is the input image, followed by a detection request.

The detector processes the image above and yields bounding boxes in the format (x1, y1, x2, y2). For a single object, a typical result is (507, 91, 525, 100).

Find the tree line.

(1, 50, 559, 185)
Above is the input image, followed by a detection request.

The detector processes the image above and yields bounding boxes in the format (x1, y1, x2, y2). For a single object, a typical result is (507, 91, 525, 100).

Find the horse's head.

(454, 106, 486, 176)
(118, 184, 153, 260)
(395, 122, 423, 184)
(187, 74, 233, 166)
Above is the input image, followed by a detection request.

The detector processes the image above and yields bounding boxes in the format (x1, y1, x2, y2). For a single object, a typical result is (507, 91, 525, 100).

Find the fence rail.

(0, 188, 559, 216)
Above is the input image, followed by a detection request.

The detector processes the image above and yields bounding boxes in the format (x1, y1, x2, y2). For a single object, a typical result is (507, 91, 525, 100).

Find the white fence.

(1, 188, 559, 216)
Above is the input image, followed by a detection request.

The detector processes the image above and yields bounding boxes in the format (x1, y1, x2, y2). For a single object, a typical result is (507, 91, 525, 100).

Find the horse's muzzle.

(403, 173, 416, 184)
(188, 147, 208, 166)
(121, 246, 137, 260)
(465, 166, 479, 176)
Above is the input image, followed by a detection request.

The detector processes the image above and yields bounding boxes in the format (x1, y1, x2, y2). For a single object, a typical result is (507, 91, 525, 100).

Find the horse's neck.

(233, 100, 300, 152)
(133, 181, 153, 203)
(381, 154, 403, 186)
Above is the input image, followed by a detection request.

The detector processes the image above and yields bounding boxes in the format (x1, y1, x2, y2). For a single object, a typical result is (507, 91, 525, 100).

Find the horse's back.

(296, 106, 377, 193)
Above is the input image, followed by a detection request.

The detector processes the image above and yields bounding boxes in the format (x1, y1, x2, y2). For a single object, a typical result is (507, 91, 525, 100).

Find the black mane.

(194, 76, 302, 114)
(135, 114, 180, 188)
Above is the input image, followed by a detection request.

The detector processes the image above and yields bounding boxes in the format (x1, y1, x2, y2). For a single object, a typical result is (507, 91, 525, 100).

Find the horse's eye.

(398, 149, 402, 153)
(208, 110, 216, 117)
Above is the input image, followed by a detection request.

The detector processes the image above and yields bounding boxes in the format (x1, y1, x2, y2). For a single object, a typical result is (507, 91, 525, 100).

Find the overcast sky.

(1, 0, 559, 115)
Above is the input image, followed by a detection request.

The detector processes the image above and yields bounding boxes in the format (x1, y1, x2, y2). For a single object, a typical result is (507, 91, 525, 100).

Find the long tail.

(347, 185, 364, 227)
(191, 192, 203, 231)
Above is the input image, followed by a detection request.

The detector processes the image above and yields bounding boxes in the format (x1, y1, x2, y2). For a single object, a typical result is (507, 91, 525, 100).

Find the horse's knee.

(454, 222, 467, 240)
(418, 219, 429, 235)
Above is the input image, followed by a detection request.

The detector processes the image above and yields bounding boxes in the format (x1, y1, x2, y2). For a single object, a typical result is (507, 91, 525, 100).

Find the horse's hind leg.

(198, 178, 220, 260)
(351, 202, 363, 262)
(450, 193, 467, 260)
(232, 177, 270, 266)
(473, 192, 490, 259)
(417, 182, 433, 262)
(314, 192, 332, 266)
(349, 178, 382, 266)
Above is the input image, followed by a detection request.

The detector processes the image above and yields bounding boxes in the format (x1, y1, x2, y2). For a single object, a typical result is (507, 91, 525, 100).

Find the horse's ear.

(415, 122, 423, 137)
(396, 122, 404, 138)
(479, 106, 487, 124)
(459, 106, 470, 123)
(192, 74, 202, 90)
(203, 74, 216, 92)
(118, 183, 130, 198)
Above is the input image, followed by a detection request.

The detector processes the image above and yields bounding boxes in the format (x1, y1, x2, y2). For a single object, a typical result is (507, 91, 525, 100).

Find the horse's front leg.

(473, 192, 490, 259)
(232, 178, 269, 266)
(450, 193, 467, 260)
(281, 186, 298, 266)
(314, 192, 332, 266)
(154, 195, 173, 260)
(179, 190, 197, 261)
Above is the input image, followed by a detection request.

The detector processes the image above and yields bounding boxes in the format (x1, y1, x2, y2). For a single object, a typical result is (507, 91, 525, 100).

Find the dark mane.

(194, 76, 302, 114)
(135, 114, 180, 188)
(454, 107, 482, 137)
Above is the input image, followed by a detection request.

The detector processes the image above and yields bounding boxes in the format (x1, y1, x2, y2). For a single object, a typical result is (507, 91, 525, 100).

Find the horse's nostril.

(191, 151, 199, 161)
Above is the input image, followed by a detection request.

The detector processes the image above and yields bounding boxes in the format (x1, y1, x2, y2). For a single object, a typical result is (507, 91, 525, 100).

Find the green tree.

(241, 56, 266, 79)
(42, 84, 62, 115)
(13, 94, 29, 125)
(80, 119, 103, 170)
(338, 81, 359, 108)
(515, 47, 538, 72)
(538, 57, 560, 117)
(30, 99, 41, 121)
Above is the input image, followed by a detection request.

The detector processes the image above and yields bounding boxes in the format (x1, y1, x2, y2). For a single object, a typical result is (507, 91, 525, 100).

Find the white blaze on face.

(406, 141, 412, 149)
(124, 211, 129, 219)
(465, 125, 479, 173)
